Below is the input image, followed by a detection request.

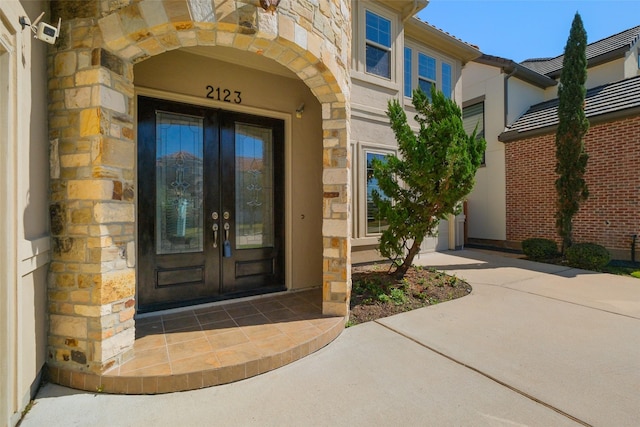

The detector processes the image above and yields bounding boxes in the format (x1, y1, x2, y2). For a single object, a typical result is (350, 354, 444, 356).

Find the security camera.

(19, 12, 61, 45)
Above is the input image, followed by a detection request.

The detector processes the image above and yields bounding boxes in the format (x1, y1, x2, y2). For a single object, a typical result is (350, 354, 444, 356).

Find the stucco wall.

(1, 1, 51, 425)
(505, 115, 640, 259)
(463, 62, 507, 242)
(586, 57, 626, 90)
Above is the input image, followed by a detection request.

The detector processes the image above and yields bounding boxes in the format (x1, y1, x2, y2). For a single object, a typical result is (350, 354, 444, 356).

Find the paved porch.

(47, 289, 344, 394)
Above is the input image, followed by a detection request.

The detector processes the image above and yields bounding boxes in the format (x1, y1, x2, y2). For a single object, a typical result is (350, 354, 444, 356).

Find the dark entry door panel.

(137, 96, 284, 312)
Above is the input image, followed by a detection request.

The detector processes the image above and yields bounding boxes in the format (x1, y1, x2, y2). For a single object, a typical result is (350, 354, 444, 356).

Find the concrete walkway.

(21, 250, 640, 426)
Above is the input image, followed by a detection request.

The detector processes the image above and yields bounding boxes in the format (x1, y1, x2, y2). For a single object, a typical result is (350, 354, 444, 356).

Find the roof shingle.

(499, 75, 640, 141)
(520, 25, 640, 76)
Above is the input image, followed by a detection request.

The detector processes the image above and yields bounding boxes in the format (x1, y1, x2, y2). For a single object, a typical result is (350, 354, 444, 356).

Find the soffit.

(404, 18, 481, 63)
(183, 46, 298, 80)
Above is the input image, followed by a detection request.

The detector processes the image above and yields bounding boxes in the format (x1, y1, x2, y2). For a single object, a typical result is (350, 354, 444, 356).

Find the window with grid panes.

(365, 10, 392, 79)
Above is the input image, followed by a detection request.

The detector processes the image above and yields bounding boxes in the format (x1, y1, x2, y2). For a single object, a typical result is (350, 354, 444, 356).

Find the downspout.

(504, 67, 518, 128)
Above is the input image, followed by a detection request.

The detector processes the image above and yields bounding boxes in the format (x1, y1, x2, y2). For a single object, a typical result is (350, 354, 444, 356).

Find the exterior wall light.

(260, 0, 280, 13)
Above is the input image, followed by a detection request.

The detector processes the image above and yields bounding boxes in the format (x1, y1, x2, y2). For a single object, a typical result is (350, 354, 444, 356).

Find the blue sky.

(418, 1, 640, 62)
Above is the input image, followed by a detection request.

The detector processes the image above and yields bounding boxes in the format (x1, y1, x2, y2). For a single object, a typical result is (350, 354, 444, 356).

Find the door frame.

(134, 87, 293, 311)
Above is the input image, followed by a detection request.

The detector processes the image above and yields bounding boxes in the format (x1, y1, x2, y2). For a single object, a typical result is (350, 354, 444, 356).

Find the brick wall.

(505, 115, 640, 259)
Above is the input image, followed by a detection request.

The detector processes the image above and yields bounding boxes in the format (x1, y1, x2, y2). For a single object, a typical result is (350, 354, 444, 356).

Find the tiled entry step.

(48, 289, 344, 394)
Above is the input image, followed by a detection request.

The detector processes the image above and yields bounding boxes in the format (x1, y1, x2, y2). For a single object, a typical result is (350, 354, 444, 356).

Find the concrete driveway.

(21, 250, 640, 426)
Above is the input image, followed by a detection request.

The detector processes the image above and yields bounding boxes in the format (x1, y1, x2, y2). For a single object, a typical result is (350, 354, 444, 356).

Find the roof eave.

(499, 105, 640, 142)
(474, 55, 557, 89)
(546, 46, 629, 78)
(378, 0, 429, 15)
(405, 18, 481, 63)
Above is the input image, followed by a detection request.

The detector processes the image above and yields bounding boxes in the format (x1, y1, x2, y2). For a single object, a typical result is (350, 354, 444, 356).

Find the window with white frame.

(442, 62, 452, 98)
(462, 101, 486, 165)
(418, 52, 436, 95)
(404, 47, 412, 97)
(365, 151, 391, 235)
(365, 10, 392, 79)
(404, 44, 454, 99)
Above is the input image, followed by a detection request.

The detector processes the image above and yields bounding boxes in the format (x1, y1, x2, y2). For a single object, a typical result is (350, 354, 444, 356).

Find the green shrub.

(565, 243, 610, 270)
(522, 238, 559, 260)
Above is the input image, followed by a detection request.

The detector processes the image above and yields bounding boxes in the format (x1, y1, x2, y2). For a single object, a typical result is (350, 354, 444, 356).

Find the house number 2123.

(206, 85, 242, 104)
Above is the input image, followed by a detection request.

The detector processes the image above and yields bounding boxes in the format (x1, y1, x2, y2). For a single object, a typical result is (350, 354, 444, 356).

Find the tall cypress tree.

(555, 13, 589, 253)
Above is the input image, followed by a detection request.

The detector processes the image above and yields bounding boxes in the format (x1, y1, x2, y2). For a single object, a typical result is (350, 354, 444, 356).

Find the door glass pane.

(235, 123, 274, 249)
(155, 111, 204, 254)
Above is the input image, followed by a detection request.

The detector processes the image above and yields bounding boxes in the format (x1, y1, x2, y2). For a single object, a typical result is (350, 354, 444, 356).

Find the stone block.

(139, 0, 169, 28)
(74, 304, 102, 317)
(278, 15, 295, 42)
(68, 180, 114, 200)
(50, 314, 88, 339)
(94, 327, 135, 363)
(80, 108, 101, 137)
(294, 23, 308, 49)
(189, 0, 215, 22)
(98, 13, 126, 48)
(137, 36, 166, 57)
(322, 301, 347, 317)
(177, 30, 198, 47)
(94, 202, 134, 223)
(119, 307, 135, 322)
(71, 208, 93, 224)
(87, 236, 114, 248)
(256, 10, 277, 40)
(65, 87, 92, 109)
(322, 219, 348, 238)
(70, 290, 90, 303)
(216, 31, 235, 47)
(55, 52, 77, 77)
(99, 86, 127, 114)
(322, 168, 348, 185)
(95, 269, 136, 304)
(61, 153, 91, 168)
(163, 0, 191, 22)
(49, 290, 70, 302)
(126, 241, 136, 267)
(53, 238, 87, 262)
(94, 138, 135, 169)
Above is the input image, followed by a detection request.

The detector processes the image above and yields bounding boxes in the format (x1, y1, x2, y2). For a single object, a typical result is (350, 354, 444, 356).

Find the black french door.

(137, 96, 284, 312)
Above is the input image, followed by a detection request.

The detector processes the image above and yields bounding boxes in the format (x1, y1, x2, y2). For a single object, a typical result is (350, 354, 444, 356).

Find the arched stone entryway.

(47, 0, 351, 378)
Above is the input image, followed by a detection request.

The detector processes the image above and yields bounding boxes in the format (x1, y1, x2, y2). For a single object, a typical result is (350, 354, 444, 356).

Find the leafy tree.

(555, 13, 589, 253)
(372, 86, 485, 278)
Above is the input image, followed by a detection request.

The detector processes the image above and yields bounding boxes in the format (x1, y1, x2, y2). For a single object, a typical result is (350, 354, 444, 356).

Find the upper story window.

(405, 43, 455, 99)
(442, 63, 452, 98)
(365, 10, 392, 79)
(463, 101, 486, 165)
(418, 53, 436, 95)
(404, 47, 412, 97)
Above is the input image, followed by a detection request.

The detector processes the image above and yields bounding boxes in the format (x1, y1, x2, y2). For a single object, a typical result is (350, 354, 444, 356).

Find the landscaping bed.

(348, 264, 472, 326)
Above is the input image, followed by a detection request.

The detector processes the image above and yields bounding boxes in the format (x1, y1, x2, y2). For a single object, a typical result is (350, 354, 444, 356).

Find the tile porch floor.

(92, 288, 345, 394)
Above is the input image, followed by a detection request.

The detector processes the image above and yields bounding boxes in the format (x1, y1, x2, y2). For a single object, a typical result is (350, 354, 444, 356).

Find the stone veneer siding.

(48, 0, 351, 375)
(505, 115, 640, 259)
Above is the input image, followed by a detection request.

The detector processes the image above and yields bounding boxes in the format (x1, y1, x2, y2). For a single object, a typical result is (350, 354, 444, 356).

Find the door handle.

(211, 212, 219, 248)
(224, 222, 230, 241)
(212, 223, 219, 248)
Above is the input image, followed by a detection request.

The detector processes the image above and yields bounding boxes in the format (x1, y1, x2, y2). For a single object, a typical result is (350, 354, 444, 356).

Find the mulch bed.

(349, 264, 472, 326)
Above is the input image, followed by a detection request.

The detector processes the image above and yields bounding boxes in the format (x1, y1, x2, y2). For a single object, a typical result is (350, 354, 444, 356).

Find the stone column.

(321, 102, 351, 316)
(48, 12, 137, 374)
